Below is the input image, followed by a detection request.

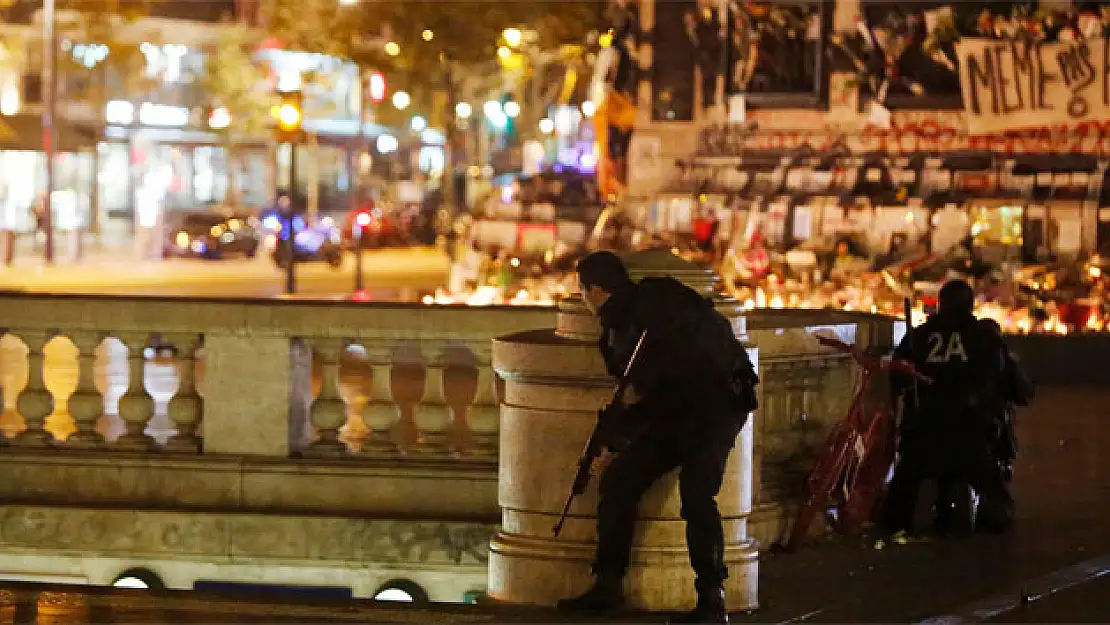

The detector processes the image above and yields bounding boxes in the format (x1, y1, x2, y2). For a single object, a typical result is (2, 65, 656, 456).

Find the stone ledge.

(0, 451, 498, 521)
(0, 294, 554, 340)
(0, 505, 496, 568)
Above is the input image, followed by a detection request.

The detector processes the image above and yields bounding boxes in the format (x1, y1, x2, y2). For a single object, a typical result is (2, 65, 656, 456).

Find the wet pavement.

(0, 247, 448, 298)
(989, 570, 1110, 623)
(743, 386, 1110, 624)
(0, 386, 1108, 623)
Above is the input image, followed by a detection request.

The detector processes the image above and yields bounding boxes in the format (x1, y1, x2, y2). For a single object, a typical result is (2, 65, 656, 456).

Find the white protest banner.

(956, 37, 1110, 135)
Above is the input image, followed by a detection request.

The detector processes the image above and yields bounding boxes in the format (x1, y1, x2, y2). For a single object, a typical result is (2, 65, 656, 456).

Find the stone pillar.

(202, 333, 308, 456)
(488, 248, 759, 611)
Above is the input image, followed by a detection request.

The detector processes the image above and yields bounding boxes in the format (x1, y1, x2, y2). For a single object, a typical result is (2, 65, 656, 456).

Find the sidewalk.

(0, 233, 450, 296)
(3, 229, 136, 266)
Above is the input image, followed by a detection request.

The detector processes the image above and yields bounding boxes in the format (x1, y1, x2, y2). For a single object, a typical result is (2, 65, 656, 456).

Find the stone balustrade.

(0, 292, 900, 532)
(0, 293, 554, 525)
(0, 287, 904, 602)
(0, 294, 554, 462)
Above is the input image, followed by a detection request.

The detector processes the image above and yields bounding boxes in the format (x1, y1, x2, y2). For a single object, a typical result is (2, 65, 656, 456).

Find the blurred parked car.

(164, 211, 261, 260)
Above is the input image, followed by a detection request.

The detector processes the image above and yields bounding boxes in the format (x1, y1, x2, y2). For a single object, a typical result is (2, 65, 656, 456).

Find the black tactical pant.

(934, 408, 1017, 526)
(884, 429, 1014, 535)
(593, 414, 743, 585)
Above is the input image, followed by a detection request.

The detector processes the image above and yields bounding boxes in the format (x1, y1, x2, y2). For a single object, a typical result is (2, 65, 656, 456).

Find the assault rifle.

(552, 330, 647, 538)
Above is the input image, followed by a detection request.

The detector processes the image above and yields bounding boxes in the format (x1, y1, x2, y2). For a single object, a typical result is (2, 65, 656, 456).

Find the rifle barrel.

(553, 495, 574, 536)
(551, 330, 649, 538)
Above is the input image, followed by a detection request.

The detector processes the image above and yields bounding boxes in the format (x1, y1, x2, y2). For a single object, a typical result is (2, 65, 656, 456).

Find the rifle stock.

(552, 331, 647, 537)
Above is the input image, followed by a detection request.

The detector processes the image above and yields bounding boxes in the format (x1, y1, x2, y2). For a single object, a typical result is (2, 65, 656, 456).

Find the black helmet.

(938, 279, 975, 316)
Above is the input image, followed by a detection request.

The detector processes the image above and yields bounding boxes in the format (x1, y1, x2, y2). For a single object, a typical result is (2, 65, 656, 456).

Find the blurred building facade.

(0, 1, 445, 240)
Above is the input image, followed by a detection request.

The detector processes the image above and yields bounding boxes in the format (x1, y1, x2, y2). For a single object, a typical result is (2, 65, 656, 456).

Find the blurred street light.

(392, 91, 411, 110)
(538, 118, 554, 134)
(504, 101, 521, 118)
(368, 72, 386, 102)
(1, 84, 21, 115)
(410, 115, 427, 132)
(503, 27, 522, 48)
(377, 134, 398, 153)
(455, 102, 473, 119)
(483, 100, 502, 119)
(422, 29, 434, 42)
(497, 46, 511, 60)
(274, 100, 302, 132)
(488, 111, 508, 129)
(581, 100, 597, 118)
(208, 107, 232, 130)
(555, 107, 574, 134)
(384, 41, 401, 56)
(338, 0, 358, 5)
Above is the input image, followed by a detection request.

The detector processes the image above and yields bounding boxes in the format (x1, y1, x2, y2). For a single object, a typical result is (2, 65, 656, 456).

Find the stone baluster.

(308, 338, 348, 455)
(65, 331, 105, 448)
(14, 330, 55, 447)
(457, 343, 499, 457)
(115, 332, 155, 451)
(361, 345, 405, 454)
(165, 333, 203, 453)
(414, 346, 450, 455)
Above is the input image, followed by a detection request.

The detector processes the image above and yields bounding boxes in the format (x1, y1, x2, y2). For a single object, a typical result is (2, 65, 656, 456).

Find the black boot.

(556, 573, 624, 613)
(671, 582, 728, 624)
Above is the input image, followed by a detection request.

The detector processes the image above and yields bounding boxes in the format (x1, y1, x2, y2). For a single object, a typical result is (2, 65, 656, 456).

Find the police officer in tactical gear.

(557, 251, 755, 624)
(884, 279, 1014, 537)
(931, 317, 1032, 533)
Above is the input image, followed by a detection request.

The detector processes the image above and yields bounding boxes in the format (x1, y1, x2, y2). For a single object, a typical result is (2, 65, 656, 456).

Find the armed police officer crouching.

(884, 280, 1018, 539)
(556, 251, 758, 624)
